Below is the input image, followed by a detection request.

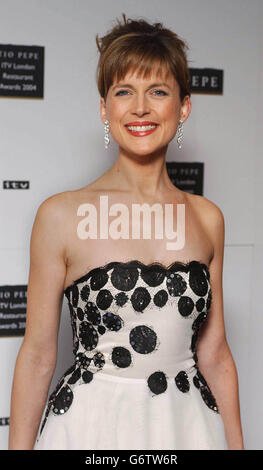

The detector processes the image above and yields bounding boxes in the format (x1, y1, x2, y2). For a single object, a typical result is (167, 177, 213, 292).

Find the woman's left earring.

(177, 119, 184, 149)
(104, 119, 110, 149)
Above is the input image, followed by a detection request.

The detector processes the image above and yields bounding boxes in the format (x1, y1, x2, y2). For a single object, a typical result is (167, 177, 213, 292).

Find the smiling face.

(100, 64, 191, 156)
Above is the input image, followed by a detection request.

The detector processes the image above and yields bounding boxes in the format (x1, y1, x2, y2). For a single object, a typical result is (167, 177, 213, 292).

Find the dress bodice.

(63, 259, 211, 379)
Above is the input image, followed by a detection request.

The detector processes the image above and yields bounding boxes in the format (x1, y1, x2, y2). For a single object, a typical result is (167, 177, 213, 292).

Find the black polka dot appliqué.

(147, 371, 168, 395)
(111, 346, 132, 368)
(196, 297, 205, 312)
(82, 370, 94, 383)
(189, 263, 208, 297)
(140, 265, 166, 287)
(96, 289, 113, 310)
(115, 291, 129, 307)
(102, 312, 123, 331)
(77, 307, 84, 321)
(53, 385, 73, 415)
(72, 285, 79, 307)
(166, 272, 187, 297)
(93, 351, 105, 369)
(193, 369, 219, 413)
(90, 269, 109, 291)
(79, 321, 98, 351)
(174, 370, 190, 393)
(190, 311, 208, 362)
(84, 301, 101, 325)
(178, 296, 195, 317)
(153, 289, 168, 308)
(67, 367, 81, 384)
(111, 264, 139, 291)
(130, 287, 151, 312)
(80, 284, 90, 302)
(75, 352, 92, 369)
(129, 325, 157, 354)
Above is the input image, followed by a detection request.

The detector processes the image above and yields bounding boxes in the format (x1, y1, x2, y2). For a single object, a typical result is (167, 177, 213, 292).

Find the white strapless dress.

(34, 260, 228, 450)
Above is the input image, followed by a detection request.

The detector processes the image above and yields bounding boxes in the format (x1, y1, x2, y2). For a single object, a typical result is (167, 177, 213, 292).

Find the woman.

(8, 14, 244, 450)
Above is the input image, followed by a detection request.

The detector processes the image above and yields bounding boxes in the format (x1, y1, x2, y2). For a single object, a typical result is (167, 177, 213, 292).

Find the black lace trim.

(64, 259, 210, 299)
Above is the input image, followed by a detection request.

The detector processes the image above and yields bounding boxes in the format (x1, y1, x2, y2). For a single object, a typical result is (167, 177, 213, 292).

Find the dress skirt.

(34, 368, 228, 450)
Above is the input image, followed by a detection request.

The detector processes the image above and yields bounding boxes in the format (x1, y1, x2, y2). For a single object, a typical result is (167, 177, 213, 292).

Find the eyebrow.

(112, 82, 172, 92)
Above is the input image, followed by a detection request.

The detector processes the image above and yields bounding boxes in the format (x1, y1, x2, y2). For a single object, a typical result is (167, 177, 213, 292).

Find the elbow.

(19, 339, 57, 370)
(197, 337, 233, 370)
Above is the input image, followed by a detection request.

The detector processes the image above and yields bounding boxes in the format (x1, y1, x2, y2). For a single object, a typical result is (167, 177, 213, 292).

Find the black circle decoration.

(189, 263, 208, 297)
(192, 311, 207, 332)
(147, 371, 167, 395)
(77, 307, 85, 321)
(82, 370, 94, 383)
(178, 296, 195, 317)
(111, 346, 132, 368)
(140, 265, 165, 287)
(153, 289, 168, 307)
(52, 385, 73, 415)
(166, 272, 187, 297)
(96, 289, 113, 310)
(79, 321, 98, 351)
(90, 269, 109, 291)
(73, 339, 79, 356)
(174, 370, 190, 393)
(130, 287, 151, 312)
(196, 297, 205, 312)
(129, 325, 157, 354)
(193, 369, 219, 413)
(102, 312, 123, 331)
(72, 285, 79, 307)
(93, 351, 105, 369)
(115, 291, 129, 307)
(111, 265, 139, 291)
(80, 284, 90, 302)
(84, 301, 101, 325)
(191, 312, 207, 355)
(75, 352, 92, 369)
(68, 367, 81, 385)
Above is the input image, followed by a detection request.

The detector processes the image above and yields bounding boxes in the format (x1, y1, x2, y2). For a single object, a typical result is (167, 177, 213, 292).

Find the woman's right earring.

(176, 119, 184, 149)
(104, 119, 110, 149)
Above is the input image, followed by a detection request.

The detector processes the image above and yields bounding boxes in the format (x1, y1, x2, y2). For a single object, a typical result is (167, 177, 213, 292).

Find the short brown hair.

(96, 13, 191, 103)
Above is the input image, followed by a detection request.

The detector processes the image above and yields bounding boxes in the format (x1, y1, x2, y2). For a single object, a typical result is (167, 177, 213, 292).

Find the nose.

(132, 92, 150, 117)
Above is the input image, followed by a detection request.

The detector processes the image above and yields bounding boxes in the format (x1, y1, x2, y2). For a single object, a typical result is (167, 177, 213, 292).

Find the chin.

(127, 146, 160, 156)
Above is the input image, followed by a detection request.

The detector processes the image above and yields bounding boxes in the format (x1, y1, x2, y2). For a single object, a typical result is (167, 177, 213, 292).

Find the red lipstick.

(125, 121, 159, 137)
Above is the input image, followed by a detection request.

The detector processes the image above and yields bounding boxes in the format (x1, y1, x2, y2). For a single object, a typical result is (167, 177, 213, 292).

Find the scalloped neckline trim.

(63, 259, 210, 297)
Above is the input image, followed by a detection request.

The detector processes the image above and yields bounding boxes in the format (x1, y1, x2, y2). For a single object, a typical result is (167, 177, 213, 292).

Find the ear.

(180, 95, 192, 122)
(100, 97, 107, 124)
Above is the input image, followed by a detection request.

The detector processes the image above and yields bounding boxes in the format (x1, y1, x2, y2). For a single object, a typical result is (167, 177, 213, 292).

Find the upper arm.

(196, 202, 230, 367)
(22, 194, 68, 366)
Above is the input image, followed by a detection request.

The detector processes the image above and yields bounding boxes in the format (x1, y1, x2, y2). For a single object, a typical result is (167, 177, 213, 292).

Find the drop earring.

(104, 119, 110, 149)
(176, 119, 184, 149)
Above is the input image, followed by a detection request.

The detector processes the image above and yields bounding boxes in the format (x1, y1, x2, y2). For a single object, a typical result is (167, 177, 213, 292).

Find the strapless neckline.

(63, 259, 210, 296)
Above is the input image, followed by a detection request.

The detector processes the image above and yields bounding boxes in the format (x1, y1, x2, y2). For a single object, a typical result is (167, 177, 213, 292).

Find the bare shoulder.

(35, 189, 86, 222)
(37, 190, 73, 213)
(185, 192, 225, 263)
(186, 192, 224, 229)
(32, 191, 76, 260)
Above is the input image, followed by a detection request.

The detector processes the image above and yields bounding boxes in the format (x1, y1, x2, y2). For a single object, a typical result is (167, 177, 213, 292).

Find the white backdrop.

(0, 0, 262, 450)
